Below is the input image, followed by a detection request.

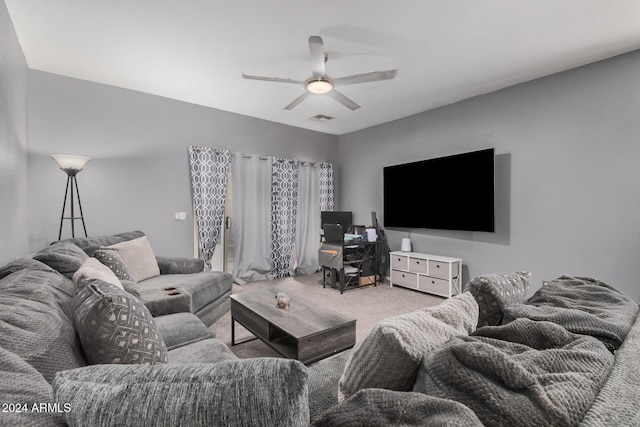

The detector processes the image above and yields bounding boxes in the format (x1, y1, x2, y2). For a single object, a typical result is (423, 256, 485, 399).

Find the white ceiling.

(5, 1, 640, 135)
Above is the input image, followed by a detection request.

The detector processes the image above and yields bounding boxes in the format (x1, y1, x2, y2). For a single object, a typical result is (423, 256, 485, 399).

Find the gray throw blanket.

(312, 389, 483, 427)
(503, 276, 639, 352)
(413, 319, 614, 427)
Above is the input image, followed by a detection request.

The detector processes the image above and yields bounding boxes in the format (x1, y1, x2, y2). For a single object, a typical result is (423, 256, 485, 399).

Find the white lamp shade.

(51, 155, 91, 174)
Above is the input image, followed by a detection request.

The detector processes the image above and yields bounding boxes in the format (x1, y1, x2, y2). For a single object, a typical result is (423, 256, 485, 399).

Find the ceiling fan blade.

(308, 35, 326, 77)
(329, 89, 361, 111)
(241, 73, 304, 85)
(284, 92, 311, 110)
(332, 69, 397, 86)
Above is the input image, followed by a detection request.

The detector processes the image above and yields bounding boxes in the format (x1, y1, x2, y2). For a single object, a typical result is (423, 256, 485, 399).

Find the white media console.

(389, 251, 462, 298)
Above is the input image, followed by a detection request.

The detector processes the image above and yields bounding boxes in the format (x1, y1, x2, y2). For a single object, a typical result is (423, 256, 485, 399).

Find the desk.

(319, 241, 378, 294)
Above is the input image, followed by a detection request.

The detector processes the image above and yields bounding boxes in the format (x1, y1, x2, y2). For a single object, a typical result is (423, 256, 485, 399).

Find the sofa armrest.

(156, 256, 204, 274)
(153, 312, 214, 350)
(466, 271, 531, 327)
(53, 359, 310, 427)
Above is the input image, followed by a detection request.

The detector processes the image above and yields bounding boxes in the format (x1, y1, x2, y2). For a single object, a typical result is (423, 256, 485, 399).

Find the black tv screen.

(383, 148, 495, 232)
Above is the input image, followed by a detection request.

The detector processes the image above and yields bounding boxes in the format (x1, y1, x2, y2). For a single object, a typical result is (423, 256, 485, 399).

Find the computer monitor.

(320, 211, 353, 234)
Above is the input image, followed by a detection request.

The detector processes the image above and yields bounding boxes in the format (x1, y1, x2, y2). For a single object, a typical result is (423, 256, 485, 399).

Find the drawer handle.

(436, 265, 440, 268)
(431, 280, 435, 284)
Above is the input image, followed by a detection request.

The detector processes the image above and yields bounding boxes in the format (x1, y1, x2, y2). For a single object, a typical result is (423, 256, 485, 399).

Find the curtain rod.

(191, 146, 325, 167)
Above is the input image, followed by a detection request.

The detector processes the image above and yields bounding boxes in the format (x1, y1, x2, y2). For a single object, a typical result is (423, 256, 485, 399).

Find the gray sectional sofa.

(1, 233, 640, 426)
(0, 232, 317, 426)
(59, 230, 232, 326)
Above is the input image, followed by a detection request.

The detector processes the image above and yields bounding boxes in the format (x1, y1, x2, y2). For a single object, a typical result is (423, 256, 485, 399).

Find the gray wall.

(0, 1, 29, 264)
(338, 49, 640, 301)
(27, 71, 338, 257)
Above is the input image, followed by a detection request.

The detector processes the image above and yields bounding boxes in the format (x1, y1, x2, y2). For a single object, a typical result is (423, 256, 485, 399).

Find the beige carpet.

(209, 272, 445, 359)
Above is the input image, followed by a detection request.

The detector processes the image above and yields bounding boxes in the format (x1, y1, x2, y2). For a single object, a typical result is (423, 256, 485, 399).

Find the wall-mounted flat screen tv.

(383, 148, 495, 232)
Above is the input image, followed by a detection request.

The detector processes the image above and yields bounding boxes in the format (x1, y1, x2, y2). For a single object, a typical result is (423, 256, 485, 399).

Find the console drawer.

(418, 276, 450, 296)
(429, 260, 452, 279)
(391, 254, 409, 270)
(408, 257, 428, 274)
(391, 270, 418, 288)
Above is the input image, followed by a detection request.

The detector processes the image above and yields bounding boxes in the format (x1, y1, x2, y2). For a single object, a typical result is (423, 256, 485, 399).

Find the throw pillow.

(73, 280, 168, 365)
(337, 291, 478, 402)
(53, 359, 309, 427)
(72, 257, 123, 291)
(465, 271, 531, 327)
(32, 242, 89, 279)
(93, 248, 133, 281)
(103, 236, 160, 282)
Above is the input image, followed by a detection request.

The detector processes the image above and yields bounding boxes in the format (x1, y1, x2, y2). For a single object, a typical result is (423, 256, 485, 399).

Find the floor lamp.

(51, 155, 91, 240)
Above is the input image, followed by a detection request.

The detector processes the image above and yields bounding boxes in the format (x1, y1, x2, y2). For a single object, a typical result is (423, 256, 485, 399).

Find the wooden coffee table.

(230, 288, 356, 365)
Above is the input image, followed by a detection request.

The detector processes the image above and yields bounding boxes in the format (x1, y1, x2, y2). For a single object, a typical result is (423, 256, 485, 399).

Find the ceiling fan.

(242, 36, 397, 111)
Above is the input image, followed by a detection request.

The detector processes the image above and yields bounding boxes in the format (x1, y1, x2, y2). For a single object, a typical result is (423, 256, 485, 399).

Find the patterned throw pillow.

(337, 292, 479, 402)
(73, 280, 168, 365)
(93, 249, 133, 281)
(465, 271, 531, 327)
(103, 236, 160, 282)
(72, 257, 123, 291)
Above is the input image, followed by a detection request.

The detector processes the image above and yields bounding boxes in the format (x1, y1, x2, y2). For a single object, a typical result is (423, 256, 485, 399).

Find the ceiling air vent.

(309, 114, 334, 122)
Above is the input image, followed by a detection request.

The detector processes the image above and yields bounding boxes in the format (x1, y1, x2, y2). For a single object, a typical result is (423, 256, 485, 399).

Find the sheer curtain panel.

(230, 155, 273, 284)
(295, 163, 321, 275)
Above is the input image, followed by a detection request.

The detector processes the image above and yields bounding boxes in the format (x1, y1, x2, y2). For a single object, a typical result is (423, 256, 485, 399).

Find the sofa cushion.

(72, 257, 123, 291)
(32, 241, 89, 279)
(0, 268, 86, 383)
(93, 248, 133, 281)
(153, 312, 215, 350)
(136, 287, 193, 317)
(308, 349, 351, 423)
(73, 280, 168, 365)
(0, 258, 76, 318)
(136, 271, 232, 313)
(103, 236, 160, 282)
(53, 359, 309, 427)
(413, 318, 614, 426)
(0, 347, 66, 427)
(337, 292, 478, 402)
(0, 257, 57, 280)
(580, 308, 640, 425)
(313, 389, 483, 427)
(465, 271, 531, 327)
(156, 256, 204, 274)
(61, 230, 145, 257)
(167, 338, 239, 364)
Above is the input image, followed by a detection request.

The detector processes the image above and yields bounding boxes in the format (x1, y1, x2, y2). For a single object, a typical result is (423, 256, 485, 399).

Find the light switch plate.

(174, 212, 187, 221)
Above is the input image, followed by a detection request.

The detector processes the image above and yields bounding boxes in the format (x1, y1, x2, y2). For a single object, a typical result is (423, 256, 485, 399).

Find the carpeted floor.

(209, 272, 445, 359)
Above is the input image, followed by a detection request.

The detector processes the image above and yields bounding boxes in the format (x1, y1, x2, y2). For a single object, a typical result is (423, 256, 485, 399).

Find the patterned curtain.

(271, 158, 299, 278)
(319, 162, 334, 211)
(188, 146, 231, 271)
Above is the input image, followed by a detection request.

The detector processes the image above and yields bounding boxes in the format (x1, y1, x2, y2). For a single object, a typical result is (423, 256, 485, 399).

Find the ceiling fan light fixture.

(306, 78, 333, 94)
